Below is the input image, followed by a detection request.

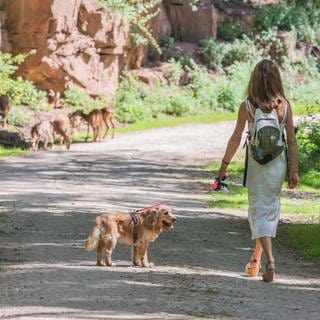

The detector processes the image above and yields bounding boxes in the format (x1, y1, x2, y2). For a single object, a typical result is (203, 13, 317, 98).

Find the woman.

(217, 59, 298, 282)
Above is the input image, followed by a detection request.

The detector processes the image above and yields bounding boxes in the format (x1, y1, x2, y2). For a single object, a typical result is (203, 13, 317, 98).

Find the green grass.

(72, 111, 236, 142)
(206, 161, 320, 219)
(0, 145, 24, 158)
(283, 224, 320, 260)
(291, 101, 320, 115)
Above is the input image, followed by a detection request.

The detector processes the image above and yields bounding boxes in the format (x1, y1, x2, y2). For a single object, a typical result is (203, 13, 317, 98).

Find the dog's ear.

(158, 206, 171, 216)
(142, 209, 158, 228)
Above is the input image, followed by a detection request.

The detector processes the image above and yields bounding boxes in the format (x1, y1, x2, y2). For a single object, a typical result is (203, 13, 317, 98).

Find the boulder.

(1, 0, 130, 97)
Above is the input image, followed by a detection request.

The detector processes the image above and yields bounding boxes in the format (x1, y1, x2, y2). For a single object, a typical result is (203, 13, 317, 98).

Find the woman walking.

(217, 59, 298, 282)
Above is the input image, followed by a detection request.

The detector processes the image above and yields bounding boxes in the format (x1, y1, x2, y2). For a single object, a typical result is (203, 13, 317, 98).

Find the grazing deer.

(0, 95, 11, 129)
(29, 121, 54, 150)
(51, 114, 72, 149)
(70, 107, 116, 142)
(71, 109, 103, 142)
(100, 107, 116, 139)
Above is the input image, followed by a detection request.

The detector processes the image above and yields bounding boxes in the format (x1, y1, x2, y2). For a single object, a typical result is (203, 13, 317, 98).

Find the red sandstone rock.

(1, 0, 129, 97)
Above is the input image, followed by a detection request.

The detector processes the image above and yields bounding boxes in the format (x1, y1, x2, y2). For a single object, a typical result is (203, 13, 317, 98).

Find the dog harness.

(130, 210, 139, 243)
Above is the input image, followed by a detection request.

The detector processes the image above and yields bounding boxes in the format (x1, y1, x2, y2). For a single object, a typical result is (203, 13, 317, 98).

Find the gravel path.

(0, 121, 319, 320)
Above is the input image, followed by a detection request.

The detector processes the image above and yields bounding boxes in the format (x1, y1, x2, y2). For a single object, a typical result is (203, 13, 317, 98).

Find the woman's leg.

(251, 239, 263, 262)
(259, 236, 276, 282)
(245, 239, 263, 277)
(259, 237, 274, 263)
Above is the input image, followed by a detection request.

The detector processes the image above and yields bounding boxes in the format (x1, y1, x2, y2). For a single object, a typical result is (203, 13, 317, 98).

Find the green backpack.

(243, 100, 288, 185)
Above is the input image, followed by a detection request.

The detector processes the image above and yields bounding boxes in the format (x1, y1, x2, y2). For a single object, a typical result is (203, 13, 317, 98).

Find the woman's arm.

(285, 104, 299, 189)
(217, 102, 247, 179)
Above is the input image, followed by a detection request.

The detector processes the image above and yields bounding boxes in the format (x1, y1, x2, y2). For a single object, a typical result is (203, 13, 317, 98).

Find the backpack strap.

(280, 102, 288, 126)
(245, 99, 255, 120)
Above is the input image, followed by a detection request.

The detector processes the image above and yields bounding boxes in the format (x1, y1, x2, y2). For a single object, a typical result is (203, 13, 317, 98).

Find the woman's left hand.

(289, 171, 298, 189)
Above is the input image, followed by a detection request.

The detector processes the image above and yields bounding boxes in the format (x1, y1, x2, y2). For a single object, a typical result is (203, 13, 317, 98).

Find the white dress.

(246, 101, 287, 240)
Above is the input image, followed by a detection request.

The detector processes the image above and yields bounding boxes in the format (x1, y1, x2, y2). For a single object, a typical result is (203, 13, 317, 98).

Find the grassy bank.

(282, 224, 320, 261)
(0, 146, 24, 159)
(72, 110, 236, 142)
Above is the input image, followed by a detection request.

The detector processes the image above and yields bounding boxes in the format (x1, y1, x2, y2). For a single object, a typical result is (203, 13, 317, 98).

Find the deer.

(70, 107, 115, 142)
(51, 114, 72, 149)
(29, 120, 54, 150)
(0, 94, 11, 129)
(100, 106, 116, 139)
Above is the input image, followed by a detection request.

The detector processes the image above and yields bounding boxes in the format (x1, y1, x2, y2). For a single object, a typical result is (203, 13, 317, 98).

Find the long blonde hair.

(246, 59, 286, 112)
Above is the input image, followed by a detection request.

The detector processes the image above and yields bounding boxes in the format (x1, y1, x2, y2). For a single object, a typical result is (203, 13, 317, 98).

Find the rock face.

(0, 0, 130, 97)
(166, 0, 218, 42)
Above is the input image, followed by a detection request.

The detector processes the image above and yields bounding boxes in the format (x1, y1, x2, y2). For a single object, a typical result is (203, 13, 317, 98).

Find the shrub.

(115, 73, 152, 123)
(296, 120, 320, 174)
(0, 52, 50, 110)
(199, 36, 256, 71)
(218, 20, 247, 41)
(164, 59, 185, 86)
(64, 87, 107, 113)
(217, 86, 236, 112)
(254, 1, 320, 43)
(7, 106, 32, 127)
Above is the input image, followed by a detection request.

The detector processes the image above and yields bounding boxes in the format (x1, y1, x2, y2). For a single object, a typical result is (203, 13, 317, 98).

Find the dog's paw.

(96, 261, 105, 267)
(132, 263, 142, 268)
(142, 262, 154, 268)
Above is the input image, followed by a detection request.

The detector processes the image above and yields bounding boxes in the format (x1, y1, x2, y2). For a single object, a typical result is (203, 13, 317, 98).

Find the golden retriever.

(84, 205, 176, 267)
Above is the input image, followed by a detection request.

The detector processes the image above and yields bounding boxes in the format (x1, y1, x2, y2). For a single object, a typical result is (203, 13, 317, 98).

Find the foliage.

(99, 0, 162, 52)
(64, 87, 108, 113)
(199, 36, 256, 71)
(254, 1, 320, 44)
(217, 20, 247, 41)
(295, 120, 320, 177)
(0, 52, 49, 110)
(7, 106, 32, 127)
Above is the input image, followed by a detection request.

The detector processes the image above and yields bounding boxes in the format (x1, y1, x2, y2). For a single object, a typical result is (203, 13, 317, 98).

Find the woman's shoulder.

(276, 97, 291, 121)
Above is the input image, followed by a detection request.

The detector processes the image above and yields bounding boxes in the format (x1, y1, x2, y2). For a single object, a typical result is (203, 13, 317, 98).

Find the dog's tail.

(84, 220, 101, 251)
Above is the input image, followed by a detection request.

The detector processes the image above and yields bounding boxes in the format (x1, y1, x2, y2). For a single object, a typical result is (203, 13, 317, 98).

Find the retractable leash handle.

(210, 176, 229, 193)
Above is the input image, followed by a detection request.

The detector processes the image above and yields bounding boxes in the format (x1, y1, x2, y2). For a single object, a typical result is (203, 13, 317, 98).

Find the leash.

(129, 178, 229, 243)
(134, 177, 229, 214)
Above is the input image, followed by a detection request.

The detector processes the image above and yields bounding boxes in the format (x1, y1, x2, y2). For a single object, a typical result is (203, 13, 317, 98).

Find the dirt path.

(0, 121, 319, 320)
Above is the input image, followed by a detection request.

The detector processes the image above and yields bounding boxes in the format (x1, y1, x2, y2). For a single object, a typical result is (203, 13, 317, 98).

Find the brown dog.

(84, 205, 176, 267)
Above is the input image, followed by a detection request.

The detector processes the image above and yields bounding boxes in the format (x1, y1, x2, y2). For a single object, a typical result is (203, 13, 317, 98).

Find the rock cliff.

(0, 0, 130, 97)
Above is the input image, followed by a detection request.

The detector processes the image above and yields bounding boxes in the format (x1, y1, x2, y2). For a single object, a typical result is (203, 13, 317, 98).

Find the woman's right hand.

(217, 165, 227, 181)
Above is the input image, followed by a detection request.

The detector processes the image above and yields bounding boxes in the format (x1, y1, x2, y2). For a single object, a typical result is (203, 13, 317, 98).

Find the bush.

(217, 86, 236, 112)
(7, 105, 32, 127)
(296, 120, 320, 175)
(254, 1, 320, 43)
(0, 52, 50, 111)
(218, 20, 247, 41)
(115, 73, 152, 123)
(199, 36, 256, 71)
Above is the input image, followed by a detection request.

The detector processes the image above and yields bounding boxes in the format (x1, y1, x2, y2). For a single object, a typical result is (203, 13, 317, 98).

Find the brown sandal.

(262, 261, 275, 282)
(244, 259, 261, 277)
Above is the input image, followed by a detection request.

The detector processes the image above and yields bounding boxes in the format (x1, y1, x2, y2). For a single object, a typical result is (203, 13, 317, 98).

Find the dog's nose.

(172, 217, 176, 222)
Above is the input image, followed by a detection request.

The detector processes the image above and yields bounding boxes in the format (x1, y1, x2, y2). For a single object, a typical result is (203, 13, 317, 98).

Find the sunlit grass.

(291, 101, 320, 115)
(282, 224, 320, 261)
(0, 145, 24, 158)
(72, 111, 236, 142)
